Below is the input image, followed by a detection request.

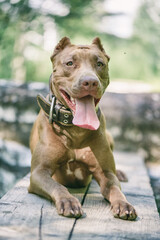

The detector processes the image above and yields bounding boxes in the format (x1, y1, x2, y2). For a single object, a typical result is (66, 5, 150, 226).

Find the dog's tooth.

(71, 97, 75, 104)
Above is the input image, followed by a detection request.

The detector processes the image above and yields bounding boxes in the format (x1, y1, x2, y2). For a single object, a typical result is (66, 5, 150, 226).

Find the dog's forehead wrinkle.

(68, 53, 99, 64)
(61, 47, 105, 63)
(77, 45, 90, 49)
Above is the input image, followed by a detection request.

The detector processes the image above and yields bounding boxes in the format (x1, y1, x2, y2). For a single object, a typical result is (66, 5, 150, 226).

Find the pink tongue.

(72, 96, 100, 130)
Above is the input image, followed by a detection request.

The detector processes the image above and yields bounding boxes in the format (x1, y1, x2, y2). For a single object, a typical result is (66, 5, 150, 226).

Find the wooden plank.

(0, 152, 160, 240)
(71, 152, 160, 240)
(0, 174, 87, 240)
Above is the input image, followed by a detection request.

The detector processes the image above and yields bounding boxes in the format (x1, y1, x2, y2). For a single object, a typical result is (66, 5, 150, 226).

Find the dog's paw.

(111, 200, 137, 220)
(116, 169, 128, 182)
(56, 196, 83, 218)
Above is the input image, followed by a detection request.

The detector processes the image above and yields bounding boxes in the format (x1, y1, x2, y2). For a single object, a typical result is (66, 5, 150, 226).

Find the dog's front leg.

(28, 144, 83, 218)
(89, 132, 137, 220)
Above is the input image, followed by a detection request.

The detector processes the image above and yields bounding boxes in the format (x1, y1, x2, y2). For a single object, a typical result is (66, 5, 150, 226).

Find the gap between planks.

(0, 151, 160, 240)
(67, 182, 91, 240)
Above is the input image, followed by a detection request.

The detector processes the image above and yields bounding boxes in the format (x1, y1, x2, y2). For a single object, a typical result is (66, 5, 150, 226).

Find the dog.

(28, 37, 137, 220)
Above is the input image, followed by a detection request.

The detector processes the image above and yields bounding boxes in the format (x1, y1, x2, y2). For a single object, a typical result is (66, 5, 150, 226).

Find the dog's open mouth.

(60, 90, 100, 130)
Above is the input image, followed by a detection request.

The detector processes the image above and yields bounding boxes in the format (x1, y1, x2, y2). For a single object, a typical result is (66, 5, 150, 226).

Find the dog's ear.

(92, 37, 110, 61)
(51, 37, 71, 61)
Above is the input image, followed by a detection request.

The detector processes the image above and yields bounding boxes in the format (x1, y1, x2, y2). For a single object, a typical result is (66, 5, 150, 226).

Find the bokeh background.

(0, 0, 160, 213)
(0, 0, 160, 88)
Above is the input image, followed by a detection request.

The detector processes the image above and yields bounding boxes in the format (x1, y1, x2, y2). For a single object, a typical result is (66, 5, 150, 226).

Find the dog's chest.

(66, 159, 84, 180)
(53, 123, 92, 149)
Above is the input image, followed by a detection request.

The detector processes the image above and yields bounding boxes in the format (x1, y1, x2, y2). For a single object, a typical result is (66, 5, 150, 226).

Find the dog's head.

(50, 37, 110, 130)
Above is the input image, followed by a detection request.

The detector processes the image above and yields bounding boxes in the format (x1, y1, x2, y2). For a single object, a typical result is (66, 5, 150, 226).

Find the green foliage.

(133, 0, 160, 78)
(0, 0, 159, 86)
(25, 55, 51, 82)
(54, 0, 97, 39)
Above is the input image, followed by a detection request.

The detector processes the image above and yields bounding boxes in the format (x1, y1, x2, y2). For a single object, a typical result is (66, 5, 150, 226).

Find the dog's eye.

(97, 61, 104, 67)
(66, 61, 73, 66)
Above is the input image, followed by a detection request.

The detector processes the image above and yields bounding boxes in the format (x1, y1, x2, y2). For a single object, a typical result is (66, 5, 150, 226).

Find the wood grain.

(0, 175, 87, 240)
(0, 151, 160, 240)
(70, 152, 160, 240)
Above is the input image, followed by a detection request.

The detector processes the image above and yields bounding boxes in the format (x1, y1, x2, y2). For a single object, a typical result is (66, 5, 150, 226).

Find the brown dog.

(28, 37, 137, 220)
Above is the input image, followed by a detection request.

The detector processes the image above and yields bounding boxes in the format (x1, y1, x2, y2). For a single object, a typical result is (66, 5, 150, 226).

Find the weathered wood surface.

(0, 151, 160, 240)
(71, 152, 160, 240)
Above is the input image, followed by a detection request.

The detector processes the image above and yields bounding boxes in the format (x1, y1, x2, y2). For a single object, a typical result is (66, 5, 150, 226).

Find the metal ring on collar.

(49, 96, 56, 124)
(63, 119, 68, 124)
(64, 114, 69, 118)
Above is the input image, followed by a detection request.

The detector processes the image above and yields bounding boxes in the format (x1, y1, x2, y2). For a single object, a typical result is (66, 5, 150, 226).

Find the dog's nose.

(80, 76, 99, 91)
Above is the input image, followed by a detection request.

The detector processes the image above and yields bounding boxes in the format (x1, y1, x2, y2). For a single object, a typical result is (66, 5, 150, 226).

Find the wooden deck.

(0, 151, 160, 240)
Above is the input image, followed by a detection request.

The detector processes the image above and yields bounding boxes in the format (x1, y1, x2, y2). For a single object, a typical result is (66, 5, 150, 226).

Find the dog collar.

(37, 93, 101, 127)
(37, 94, 73, 126)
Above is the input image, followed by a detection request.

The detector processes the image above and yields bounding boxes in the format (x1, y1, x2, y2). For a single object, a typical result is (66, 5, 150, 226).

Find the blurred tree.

(0, 0, 45, 81)
(54, 0, 97, 39)
(0, 0, 102, 82)
(0, 0, 159, 85)
(133, 0, 160, 78)
(102, 0, 160, 84)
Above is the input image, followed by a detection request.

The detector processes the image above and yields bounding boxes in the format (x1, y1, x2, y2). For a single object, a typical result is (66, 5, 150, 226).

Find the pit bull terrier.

(28, 37, 137, 220)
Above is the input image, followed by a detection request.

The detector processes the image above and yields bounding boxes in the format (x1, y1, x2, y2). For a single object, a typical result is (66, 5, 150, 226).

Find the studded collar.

(37, 93, 102, 127)
(37, 93, 74, 126)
